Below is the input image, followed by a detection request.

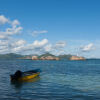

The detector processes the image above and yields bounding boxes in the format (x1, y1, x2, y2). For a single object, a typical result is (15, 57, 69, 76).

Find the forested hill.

(0, 53, 23, 59)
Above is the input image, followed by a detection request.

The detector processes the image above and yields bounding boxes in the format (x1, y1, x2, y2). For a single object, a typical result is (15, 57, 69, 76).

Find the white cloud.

(43, 41, 67, 55)
(0, 15, 23, 37)
(0, 40, 9, 54)
(0, 26, 23, 36)
(0, 40, 8, 46)
(55, 41, 66, 48)
(5, 26, 23, 35)
(44, 44, 52, 52)
(80, 43, 95, 52)
(33, 39, 48, 47)
(11, 40, 26, 47)
(0, 15, 49, 54)
(11, 19, 20, 26)
(0, 48, 9, 54)
(32, 30, 48, 37)
(0, 15, 9, 25)
(22, 39, 48, 52)
(2, 38, 66, 55)
(1, 39, 49, 54)
(0, 34, 9, 40)
(0, 36, 66, 55)
(0, 15, 68, 55)
(11, 46, 24, 53)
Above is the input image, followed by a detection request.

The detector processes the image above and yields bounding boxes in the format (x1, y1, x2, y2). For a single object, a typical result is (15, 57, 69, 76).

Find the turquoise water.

(0, 59, 100, 100)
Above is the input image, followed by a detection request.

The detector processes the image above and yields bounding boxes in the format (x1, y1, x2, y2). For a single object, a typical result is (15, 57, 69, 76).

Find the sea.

(0, 59, 100, 100)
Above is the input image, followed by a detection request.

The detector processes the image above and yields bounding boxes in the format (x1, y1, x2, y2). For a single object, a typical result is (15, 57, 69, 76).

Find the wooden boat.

(10, 69, 40, 81)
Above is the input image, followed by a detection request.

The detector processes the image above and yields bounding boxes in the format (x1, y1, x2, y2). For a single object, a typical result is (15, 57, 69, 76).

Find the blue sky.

(0, 0, 100, 58)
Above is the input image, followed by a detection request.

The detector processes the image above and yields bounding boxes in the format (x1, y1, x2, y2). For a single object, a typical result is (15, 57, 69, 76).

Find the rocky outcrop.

(32, 56, 38, 60)
(31, 53, 60, 60)
(40, 56, 59, 60)
(0, 53, 86, 60)
(70, 56, 85, 60)
(21, 53, 85, 61)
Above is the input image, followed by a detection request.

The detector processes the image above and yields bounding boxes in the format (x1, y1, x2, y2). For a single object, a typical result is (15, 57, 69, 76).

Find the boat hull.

(10, 69, 40, 81)
(18, 72, 40, 81)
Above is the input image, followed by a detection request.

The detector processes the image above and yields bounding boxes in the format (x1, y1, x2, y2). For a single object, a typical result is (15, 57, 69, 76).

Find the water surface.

(0, 59, 100, 100)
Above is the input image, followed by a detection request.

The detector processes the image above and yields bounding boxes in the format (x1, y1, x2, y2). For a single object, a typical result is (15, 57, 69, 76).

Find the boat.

(10, 76, 40, 89)
(10, 69, 40, 81)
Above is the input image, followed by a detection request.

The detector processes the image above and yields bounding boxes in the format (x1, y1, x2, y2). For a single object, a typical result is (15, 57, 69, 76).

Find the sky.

(0, 0, 100, 58)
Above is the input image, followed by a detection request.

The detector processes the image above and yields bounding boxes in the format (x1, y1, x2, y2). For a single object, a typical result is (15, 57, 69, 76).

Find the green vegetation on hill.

(38, 53, 72, 60)
(38, 53, 56, 58)
(0, 53, 84, 60)
(58, 54, 72, 60)
(0, 53, 23, 59)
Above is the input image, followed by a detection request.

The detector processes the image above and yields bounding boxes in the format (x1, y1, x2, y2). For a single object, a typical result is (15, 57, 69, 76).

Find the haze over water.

(0, 59, 100, 100)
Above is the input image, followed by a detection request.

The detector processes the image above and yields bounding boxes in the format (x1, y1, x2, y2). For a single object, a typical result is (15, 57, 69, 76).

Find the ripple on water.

(0, 60, 100, 100)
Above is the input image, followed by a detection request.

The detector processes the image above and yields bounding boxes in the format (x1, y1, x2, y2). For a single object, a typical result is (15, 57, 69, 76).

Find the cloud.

(11, 39, 26, 47)
(80, 43, 95, 52)
(0, 39, 9, 54)
(0, 39, 26, 54)
(0, 36, 67, 55)
(55, 41, 66, 48)
(5, 26, 23, 35)
(32, 30, 48, 37)
(0, 15, 23, 37)
(0, 15, 48, 54)
(1, 39, 48, 54)
(0, 40, 9, 46)
(44, 44, 52, 52)
(0, 34, 9, 40)
(43, 41, 67, 55)
(33, 39, 48, 47)
(0, 26, 23, 38)
(0, 15, 9, 25)
(0, 15, 67, 55)
(11, 20, 20, 26)
(22, 39, 48, 52)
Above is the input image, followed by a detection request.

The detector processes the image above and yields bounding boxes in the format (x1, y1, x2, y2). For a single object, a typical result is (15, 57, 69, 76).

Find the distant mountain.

(0, 53, 85, 60)
(0, 53, 23, 59)
(38, 53, 56, 58)
(58, 54, 72, 60)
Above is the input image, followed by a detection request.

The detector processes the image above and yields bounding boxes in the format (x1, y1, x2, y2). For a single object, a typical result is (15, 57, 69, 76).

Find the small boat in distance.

(10, 69, 40, 81)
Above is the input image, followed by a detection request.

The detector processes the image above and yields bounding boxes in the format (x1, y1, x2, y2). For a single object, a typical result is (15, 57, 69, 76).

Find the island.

(32, 53, 60, 60)
(0, 53, 86, 60)
(69, 56, 85, 60)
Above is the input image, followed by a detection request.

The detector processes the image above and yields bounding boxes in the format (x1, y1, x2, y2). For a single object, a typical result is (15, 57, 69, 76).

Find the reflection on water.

(11, 76, 40, 89)
(0, 59, 100, 100)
